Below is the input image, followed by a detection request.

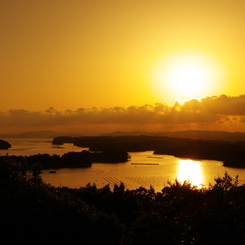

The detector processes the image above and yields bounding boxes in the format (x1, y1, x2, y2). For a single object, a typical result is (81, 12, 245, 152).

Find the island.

(52, 135, 245, 168)
(0, 148, 130, 170)
(0, 139, 11, 149)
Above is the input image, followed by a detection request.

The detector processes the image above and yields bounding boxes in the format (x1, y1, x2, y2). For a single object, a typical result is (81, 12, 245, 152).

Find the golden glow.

(176, 159, 204, 187)
(0, 0, 243, 112)
(151, 51, 226, 101)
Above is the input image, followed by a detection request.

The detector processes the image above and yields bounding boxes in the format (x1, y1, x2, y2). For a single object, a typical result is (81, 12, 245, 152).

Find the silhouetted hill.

(101, 131, 153, 136)
(0, 130, 82, 138)
(101, 130, 245, 142)
(3, 130, 245, 141)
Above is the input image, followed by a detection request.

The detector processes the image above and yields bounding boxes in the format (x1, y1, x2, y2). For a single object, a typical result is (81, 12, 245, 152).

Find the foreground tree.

(1, 158, 245, 244)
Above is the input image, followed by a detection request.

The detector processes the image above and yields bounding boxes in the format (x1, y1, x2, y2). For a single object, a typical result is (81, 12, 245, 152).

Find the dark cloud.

(1, 95, 245, 133)
(200, 95, 245, 115)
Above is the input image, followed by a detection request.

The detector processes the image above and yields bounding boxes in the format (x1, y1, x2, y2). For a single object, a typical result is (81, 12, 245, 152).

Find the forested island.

(53, 135, 245, 168)
(1, 157, 245, 244)
(0, 148, 130, 170)
(0, 139, 11, 149)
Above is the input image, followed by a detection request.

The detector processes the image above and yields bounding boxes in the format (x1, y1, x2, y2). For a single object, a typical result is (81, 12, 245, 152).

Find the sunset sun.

(151, 51, 225, 101)
(166, 59, 209, 95)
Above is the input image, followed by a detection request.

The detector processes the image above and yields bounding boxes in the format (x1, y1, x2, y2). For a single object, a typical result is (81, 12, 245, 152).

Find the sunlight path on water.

(3, 138, 245, 191)
(176, 159, 204, 188)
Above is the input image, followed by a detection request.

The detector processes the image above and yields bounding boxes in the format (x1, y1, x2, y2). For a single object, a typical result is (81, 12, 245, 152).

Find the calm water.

(2, 138, 245, 192)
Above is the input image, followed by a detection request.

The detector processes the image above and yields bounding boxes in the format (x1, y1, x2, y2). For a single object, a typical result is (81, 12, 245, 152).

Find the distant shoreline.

(2, 129, 245, 142)
(52, 135, 245, 168)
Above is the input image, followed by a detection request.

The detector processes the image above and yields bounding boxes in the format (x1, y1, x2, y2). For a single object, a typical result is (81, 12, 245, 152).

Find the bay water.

(1, 138, 245, 192)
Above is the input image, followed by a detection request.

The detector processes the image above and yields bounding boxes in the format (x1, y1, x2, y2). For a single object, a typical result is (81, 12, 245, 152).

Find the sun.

(166, 58, 209, 95)
(150, 50, 225, 101)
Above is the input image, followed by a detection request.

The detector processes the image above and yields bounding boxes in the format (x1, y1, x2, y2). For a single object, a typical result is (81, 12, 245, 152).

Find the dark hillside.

(1, 158, 245, 244)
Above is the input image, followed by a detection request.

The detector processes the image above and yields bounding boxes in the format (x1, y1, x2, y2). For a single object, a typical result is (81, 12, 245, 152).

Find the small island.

(0, 139, 11, 149)
(0, 148, 130, 170)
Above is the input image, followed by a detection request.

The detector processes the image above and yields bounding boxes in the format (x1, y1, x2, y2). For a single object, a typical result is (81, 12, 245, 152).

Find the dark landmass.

(0, 139, 11, 149)
(52, 135, 77, 144)
(1, 157, 245, 244)
(102, 130, 245, 142)
(0, 149, 130, 170)
(0, 130, 82, 138)
(4, 129, 245, 141)
(53, 135, 245, 168)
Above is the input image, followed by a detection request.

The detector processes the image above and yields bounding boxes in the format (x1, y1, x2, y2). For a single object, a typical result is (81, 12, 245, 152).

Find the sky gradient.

(1, 1, 245, 134)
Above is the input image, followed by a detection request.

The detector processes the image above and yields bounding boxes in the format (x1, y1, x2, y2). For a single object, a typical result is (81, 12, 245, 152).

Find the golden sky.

(1, 0, 245, 134)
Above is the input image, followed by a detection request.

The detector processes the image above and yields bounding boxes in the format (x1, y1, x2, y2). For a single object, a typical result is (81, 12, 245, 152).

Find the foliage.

(1, 158, 245, 244)
(0, 139, 11, 149)
(211, 171, 239, 190)
(0, 148, 130, 171)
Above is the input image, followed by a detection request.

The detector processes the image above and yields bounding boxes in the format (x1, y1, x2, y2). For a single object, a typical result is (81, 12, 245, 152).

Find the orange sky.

(1, 1, 245, 134)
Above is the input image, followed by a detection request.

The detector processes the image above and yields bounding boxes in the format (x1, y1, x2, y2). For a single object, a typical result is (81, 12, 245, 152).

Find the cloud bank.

(1, 95, 245, 134)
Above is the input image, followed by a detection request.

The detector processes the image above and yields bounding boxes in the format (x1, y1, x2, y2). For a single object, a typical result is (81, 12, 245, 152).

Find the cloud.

(199, 95, 245, 115)
(1, 94, 245, 133)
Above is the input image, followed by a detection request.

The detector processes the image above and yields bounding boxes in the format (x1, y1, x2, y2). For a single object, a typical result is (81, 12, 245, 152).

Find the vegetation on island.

(0, 148, 130, 170)
(0, 139, 11, 149)
(53, 135, 245, 167)
(1, 157, 245, 244)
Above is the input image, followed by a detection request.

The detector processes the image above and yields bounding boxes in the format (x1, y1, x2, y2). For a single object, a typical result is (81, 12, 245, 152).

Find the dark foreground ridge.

(53, 135, 245, 167)
(1, 157, 245, 245)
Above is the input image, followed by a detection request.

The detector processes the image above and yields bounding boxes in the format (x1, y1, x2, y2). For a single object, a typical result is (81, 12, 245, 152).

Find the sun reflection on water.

(176, 159, 204, 188)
